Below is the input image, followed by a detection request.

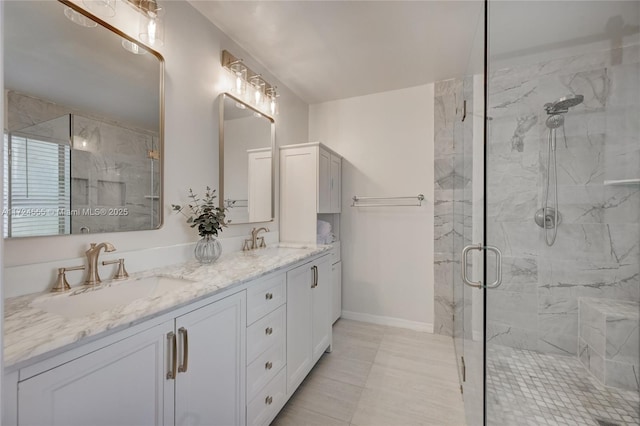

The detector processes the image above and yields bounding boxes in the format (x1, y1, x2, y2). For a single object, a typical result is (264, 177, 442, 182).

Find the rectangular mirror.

(3, 0, 164, 238)
(219, 93, 275, 224)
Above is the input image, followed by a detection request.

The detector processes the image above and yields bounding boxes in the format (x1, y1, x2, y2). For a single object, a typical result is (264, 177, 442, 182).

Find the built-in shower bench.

(578, 297, 639, 392)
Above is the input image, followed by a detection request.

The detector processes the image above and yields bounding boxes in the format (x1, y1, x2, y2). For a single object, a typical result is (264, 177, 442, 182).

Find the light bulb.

(148, 19, 157, 44)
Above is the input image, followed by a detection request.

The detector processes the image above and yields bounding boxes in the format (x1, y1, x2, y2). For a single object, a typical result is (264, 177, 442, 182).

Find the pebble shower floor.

(486, 345, 639, 426)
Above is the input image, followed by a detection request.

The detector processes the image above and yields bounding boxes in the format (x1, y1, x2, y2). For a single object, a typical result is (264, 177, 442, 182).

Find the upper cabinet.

(280, 143, 342, 244)
(318, 148, 342, 214)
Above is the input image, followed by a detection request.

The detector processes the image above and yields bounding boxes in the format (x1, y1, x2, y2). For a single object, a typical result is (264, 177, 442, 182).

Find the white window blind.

(4, 132, 71, 237)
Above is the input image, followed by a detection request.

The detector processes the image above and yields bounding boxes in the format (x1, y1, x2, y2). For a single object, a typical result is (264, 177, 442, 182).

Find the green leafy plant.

(172, 187, 231, 237)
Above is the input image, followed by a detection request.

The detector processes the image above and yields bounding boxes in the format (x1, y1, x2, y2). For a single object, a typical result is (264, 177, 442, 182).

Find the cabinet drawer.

(247, 274, 286, 325)
(247, 305, 285, 364)
(247, 368, 286, 426)
(247, 338, 285, 401)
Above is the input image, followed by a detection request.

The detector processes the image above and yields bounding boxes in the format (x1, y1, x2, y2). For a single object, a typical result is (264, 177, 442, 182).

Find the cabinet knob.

(265, 327, 273, 335)
(265, 361, 273, 370)
(265, 292, 273, 300)
(265, 395, 273, 405)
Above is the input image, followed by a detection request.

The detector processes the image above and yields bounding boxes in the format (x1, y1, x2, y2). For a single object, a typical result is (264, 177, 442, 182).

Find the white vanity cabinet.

(15, 291, 246, 426)
(5, 251, 335, 426)
(18, 321, 174, 426)
(286, 255, 333, 395)
(280, 142, 342, 244)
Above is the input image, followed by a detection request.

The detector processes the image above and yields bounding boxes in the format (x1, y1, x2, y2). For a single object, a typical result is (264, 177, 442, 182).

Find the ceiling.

(191, 1, 484, 104)
(191, 0, 639, 105)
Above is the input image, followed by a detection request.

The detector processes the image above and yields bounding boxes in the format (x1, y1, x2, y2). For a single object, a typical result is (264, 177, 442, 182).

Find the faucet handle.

(52, 265, 85, 292)
(258, 236, 266, 248)
(102, 258, 129, 280)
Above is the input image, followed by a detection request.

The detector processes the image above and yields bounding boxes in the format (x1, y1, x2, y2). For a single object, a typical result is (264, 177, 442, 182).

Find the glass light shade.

(139, 14, 165, 47)
(122, 39, 147, 55)
(251, 78, 265, 107)
(82, 0, 116, 17)
(229, 62, 247, 96)
(64, 7, 98, 28)
(266, 87, 279, 116)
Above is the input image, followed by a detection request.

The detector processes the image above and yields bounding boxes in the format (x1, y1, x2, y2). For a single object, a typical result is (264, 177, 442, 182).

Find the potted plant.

(172, 187, 230, 264)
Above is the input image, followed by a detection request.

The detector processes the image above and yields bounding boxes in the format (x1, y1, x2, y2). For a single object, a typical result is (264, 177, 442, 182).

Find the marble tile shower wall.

(433, 78, 473, 336)
(7, 91, 160, 234)
(485, 44, 640, 356)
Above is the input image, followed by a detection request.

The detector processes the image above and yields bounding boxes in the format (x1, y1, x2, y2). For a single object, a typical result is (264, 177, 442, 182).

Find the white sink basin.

(32, 276, 194, 319)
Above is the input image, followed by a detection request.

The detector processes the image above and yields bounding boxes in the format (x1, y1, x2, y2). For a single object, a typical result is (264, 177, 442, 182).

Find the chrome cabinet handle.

(178, 327, 189, 373)
(485, 245, 503, 289)
(265, 327, 273, 335)
(265, 361, 273, 370)
(265, 292, 273, 300)
(461, 244, 483, 288)
(265, 395, 273, 405)
(166, 331, 177, 380)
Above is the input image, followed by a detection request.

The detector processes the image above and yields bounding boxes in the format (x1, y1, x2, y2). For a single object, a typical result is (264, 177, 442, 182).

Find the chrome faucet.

(84, 242, 116, 286)
(244, 227, 269, 251)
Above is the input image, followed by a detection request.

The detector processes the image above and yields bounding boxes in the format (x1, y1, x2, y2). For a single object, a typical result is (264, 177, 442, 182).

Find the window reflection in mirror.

(220, 93, 275, 224)
(3, 0, 164, 238)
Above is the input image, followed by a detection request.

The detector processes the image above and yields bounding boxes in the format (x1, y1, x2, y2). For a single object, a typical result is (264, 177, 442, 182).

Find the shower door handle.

(461, 244, 503, 289)
(461, 244, 483, 288)
(485, 245, 503, 289)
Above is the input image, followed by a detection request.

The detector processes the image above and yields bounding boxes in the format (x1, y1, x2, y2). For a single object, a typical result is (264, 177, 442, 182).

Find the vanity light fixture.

(221, 50, 278, 116)
(119, 0, 165, 47)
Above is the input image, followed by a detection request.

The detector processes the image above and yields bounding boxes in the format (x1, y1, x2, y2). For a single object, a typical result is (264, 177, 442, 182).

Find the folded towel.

(317, 220, 332, 236)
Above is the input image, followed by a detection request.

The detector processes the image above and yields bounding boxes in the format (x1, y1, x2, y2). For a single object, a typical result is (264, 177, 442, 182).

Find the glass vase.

(194, 235, 222, 264)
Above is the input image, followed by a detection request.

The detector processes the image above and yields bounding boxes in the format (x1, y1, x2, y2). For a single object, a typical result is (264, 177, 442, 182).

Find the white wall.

(309, 84, 435, 330)
(3, 1, 308, 294)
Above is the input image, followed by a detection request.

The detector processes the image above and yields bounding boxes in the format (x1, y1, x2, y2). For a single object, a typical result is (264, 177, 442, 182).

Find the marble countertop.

(4, 244, 330, 369)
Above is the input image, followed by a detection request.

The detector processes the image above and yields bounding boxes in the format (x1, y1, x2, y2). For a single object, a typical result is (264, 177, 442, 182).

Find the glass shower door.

(484, 1, 640, 425)
(452, 4, 486, 425)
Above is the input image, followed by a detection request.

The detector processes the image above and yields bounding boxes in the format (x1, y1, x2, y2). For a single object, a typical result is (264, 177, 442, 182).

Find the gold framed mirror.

(3, 0, 164, 238)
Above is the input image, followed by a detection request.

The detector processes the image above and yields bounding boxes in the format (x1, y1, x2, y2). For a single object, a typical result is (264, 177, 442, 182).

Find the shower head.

(546, 114, 565, 129)
(544, 94, 584, 115)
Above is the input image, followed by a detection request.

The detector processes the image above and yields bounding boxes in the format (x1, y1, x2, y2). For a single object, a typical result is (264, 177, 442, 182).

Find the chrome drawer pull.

(265, 361, 273, 370)
(265, 292, 273, 300)
(265, 327, 273, 335)
(265, 395, 273, 405)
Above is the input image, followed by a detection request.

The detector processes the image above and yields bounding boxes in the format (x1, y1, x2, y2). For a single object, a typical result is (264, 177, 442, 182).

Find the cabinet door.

(318, 148, 331, 213)
(312, 256, 332, 362)
(329, 154, 341, 213)
(332, 260, 342, 324)
(18, 321, 174, 426)
(175, 292, 246, 426)
(280, 146, 317, 243)
(286, 262, 313, 394)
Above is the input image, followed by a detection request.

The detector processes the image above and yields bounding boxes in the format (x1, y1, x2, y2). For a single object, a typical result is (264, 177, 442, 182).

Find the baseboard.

(341, 310, 434, 333)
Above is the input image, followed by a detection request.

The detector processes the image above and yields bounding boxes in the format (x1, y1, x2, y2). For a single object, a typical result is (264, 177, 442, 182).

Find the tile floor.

(271, 319, 467, 426)
(486, 345, 640, 426)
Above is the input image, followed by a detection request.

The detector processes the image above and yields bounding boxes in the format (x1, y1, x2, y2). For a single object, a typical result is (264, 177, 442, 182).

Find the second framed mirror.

(219, 93, 275, 224)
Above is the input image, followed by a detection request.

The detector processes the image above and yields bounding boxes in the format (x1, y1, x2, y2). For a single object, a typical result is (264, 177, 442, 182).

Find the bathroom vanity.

(3, 246, 333, 426)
